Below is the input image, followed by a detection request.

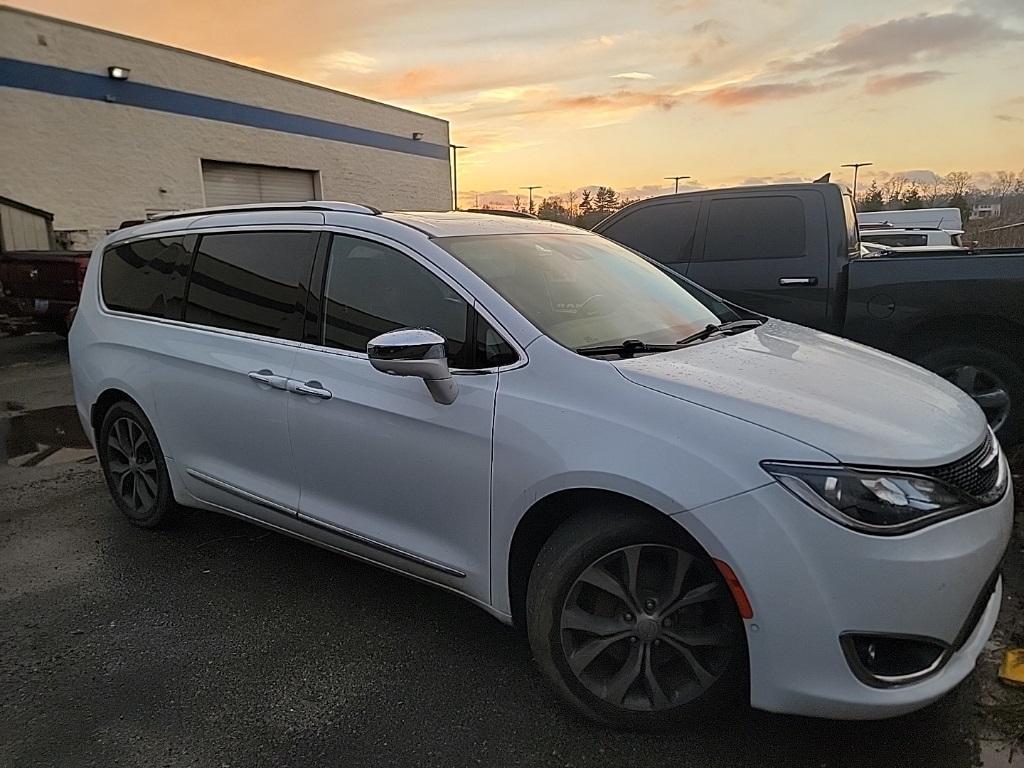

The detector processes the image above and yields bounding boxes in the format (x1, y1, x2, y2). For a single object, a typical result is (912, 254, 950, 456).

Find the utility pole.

(840, 162, 872, 202)
(521, 185, 541, 214)
(664, 175, 691, 194)
(450, 144, 466, 210)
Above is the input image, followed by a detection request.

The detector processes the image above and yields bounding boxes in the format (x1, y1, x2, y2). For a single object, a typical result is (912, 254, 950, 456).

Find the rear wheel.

(917, 344, 1024, 445)
(98, 401, 177, 528)
(526, 509, 747, 729)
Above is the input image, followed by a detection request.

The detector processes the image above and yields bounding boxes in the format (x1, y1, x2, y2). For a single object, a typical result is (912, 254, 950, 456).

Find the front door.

(686, 190, 832, 330)
(288, 233, 497, 600)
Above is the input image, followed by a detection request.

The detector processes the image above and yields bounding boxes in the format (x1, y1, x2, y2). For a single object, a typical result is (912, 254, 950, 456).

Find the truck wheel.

(526, 509, 747, 729)
(917, 345, 1024, 445)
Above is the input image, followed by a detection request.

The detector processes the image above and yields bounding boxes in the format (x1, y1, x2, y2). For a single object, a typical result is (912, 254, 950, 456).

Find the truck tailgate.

(0, 251, 89, 302)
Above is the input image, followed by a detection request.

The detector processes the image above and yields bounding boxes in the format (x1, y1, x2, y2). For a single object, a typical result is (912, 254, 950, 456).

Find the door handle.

(778, 277, 818, 286)
(248, 369, 288, 390)
(286, 379, 333, 400)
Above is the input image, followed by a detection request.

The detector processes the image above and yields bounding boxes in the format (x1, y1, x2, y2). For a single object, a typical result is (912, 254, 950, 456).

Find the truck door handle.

(286, 379, 333, 400)
(248, 369, 288, 390)
(778, 277, 818, 286)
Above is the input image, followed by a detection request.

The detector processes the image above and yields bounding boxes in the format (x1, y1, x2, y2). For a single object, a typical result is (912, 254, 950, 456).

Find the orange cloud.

(700, 81, 822, 108)
(548, 90, 680, 111)
(863, 70, 948, 95)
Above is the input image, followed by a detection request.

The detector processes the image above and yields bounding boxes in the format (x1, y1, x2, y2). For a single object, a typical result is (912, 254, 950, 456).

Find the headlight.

(762, 461, 996, 535)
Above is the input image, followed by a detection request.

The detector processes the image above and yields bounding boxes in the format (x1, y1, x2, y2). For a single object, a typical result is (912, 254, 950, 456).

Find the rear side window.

(865, 233, 928, 247)
(599, 201, 699, 265)
(323, 235, 469, 364)
(704, 196, 806, 261)
(101, 235, 194, 319)
(184, 231, 317, 339)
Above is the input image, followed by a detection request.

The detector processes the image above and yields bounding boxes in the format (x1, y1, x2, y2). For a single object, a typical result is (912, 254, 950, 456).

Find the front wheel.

(917, 344, 1024, 445)
(526, 510, 747, 729)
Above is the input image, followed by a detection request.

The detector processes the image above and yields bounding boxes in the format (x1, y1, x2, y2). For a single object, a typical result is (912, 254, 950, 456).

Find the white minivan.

(69, 202, 1012, 728)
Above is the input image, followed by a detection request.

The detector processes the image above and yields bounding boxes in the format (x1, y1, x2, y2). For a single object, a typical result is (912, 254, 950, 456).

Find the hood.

(615, 320, 986, 467)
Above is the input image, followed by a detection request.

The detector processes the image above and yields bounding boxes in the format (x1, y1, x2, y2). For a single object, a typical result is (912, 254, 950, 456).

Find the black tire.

(916, 343, 1024, 446)
(98, 400, 177, 528)
(526, 508, 748, 730)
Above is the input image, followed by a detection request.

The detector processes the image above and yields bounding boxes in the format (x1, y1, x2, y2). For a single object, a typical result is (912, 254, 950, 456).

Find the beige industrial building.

(0, 5, 452, 248)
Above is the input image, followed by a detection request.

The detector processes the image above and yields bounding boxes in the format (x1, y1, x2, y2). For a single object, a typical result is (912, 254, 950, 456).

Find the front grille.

(930, 432, 1001, 500)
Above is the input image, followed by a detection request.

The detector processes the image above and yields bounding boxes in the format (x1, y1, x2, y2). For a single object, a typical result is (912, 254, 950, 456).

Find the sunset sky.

(10, 0, 1024, 207)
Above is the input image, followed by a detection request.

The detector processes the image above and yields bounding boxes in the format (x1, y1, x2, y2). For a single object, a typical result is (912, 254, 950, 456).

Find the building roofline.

(0, 194, 54, 220)
(0, 3, 448, 125)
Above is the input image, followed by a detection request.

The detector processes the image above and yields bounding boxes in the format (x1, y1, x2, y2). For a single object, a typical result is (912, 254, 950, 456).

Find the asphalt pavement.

(1, 333, 1023, 768)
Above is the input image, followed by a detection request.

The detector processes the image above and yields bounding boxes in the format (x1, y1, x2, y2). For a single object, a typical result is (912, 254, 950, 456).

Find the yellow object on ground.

(999, 649, 1024, 685)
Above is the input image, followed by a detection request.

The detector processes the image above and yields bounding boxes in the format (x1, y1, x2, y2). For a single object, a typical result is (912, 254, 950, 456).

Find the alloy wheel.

(940, 364, 1011, 432)
(106, 416, 159, 516)
(560, 544, 734, 712)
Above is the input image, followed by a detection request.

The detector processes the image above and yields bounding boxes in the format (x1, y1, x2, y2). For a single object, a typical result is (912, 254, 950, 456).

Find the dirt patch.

(977, 446, 1024, 760)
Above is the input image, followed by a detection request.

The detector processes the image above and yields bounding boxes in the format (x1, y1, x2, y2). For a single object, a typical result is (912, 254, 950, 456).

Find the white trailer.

(857, 207, 963, 230)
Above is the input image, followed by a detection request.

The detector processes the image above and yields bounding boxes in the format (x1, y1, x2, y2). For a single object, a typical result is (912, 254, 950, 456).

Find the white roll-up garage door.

(201, 161, 317, 207)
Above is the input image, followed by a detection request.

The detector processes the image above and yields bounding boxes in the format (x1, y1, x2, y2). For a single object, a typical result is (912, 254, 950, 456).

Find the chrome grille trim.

(930, 431, 1002, 500)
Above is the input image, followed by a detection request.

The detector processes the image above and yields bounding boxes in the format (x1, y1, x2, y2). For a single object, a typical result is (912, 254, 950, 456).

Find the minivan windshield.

(436, 233, 739, 352)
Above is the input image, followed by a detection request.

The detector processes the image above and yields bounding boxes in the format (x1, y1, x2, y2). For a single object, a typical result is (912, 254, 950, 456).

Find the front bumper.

(675, 479, 1013, 719)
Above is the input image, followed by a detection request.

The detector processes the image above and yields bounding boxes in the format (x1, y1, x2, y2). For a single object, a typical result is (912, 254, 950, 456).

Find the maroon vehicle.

(0, 197, 89, 335)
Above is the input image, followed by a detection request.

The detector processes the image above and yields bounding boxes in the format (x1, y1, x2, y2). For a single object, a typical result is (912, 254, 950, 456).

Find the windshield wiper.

(576, 339, 682, 358)
(677, 319, 765, 346)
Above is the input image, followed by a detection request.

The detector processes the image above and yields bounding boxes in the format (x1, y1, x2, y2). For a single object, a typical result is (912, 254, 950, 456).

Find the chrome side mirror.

(367, 329, 458, 405)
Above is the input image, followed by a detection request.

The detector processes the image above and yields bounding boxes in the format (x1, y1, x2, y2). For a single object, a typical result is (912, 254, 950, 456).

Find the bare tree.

(566, 189, 578, 220)
(924, 176, 944, 206)
(992, 171, 1017, 206)
(943, 171, 972, 198)
(882, 176, 908, 208)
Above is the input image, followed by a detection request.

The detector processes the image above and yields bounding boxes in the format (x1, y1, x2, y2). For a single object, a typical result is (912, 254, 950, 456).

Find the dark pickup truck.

(0, 250, 88, 334)
(594, 182, 1024, 442)
(0, 197, 89, 335)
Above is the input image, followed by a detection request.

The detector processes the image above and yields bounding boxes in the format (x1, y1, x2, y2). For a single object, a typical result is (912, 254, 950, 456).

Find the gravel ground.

(1, 333, 1022, 768)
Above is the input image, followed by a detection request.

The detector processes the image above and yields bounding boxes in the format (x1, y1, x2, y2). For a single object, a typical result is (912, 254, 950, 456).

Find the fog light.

(841, 633, 947, 686)
(107, 66, 130, 80)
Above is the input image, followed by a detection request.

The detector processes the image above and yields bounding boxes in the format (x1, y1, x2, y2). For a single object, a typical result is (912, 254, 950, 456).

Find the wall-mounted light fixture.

(411, 132, 423, 141)
(107, 66, 130, 80)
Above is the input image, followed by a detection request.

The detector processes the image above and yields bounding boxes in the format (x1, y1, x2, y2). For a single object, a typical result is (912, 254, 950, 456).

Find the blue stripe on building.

(0, 58, 449, 160)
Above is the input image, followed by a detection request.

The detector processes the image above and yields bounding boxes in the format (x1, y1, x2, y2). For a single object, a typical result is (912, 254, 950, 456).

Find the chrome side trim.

(297, 512, 467, 578)
(184, 468, 465, 578)
(152, 201, 379, 221)
(186, 468, 296, 515)
(191, 496, 505, 621)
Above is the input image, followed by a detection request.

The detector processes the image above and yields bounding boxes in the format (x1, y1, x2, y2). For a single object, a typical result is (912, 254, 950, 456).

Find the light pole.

(450, 144, 466, 210)
(521, 185, 541, 214)
(664, 175, 691, 194)
(841, 162, 872, 203)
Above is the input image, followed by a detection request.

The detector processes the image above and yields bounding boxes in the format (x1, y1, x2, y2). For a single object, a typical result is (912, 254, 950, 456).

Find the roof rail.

(150, 201, 381, 221)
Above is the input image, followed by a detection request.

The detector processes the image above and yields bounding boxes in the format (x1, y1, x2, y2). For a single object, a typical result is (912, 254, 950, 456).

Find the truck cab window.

(598, 201, 698, 266)
(704, 196, 806, 261)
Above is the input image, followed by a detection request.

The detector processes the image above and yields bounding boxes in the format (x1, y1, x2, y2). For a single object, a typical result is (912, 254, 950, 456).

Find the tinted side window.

(601, 201, 698, 265)
(102, 236, 194, 319)
(866, 233, 928, 247)
(475, 315, 518, 367)
(184, 231, 316, 339)
(704, 196, 806, 261)
(323, 236, 468, 364)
